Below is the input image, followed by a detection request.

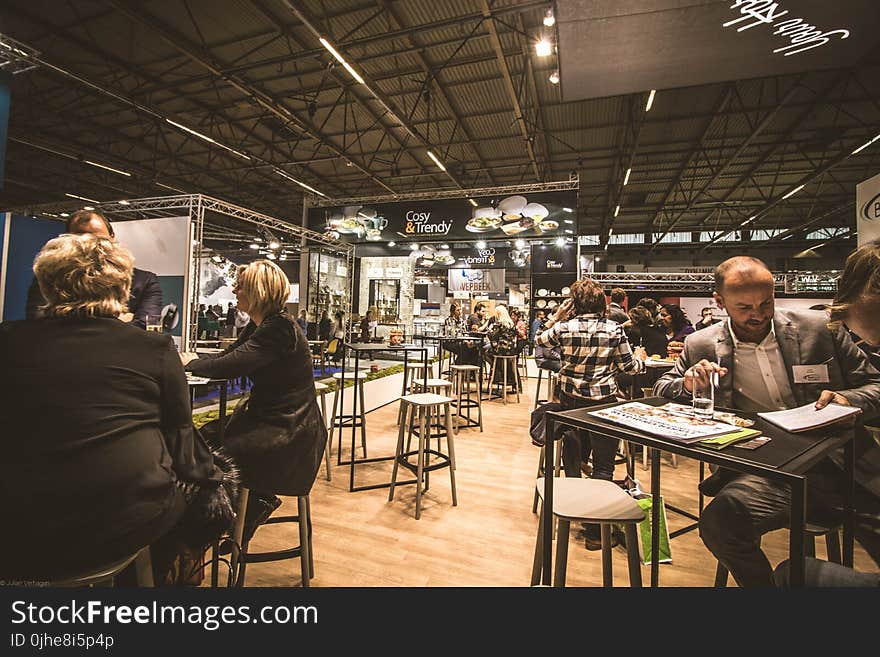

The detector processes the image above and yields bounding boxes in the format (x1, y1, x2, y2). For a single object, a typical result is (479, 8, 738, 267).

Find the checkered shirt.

(536, 313, 644, 400)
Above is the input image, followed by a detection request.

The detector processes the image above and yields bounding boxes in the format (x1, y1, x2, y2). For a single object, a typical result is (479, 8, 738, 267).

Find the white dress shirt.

(729, 319, 797, 413)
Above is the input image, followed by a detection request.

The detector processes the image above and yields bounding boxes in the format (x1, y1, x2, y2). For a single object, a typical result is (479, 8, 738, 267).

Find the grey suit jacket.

(653, 308, 880, 495)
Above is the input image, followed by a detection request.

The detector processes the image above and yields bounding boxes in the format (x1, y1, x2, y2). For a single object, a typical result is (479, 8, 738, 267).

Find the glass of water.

(691, 364, 715, 419)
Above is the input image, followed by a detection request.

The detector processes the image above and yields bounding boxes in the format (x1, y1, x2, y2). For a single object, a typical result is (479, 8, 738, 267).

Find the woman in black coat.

(0, 234, 233, 582)
(182, 260, 327, 537)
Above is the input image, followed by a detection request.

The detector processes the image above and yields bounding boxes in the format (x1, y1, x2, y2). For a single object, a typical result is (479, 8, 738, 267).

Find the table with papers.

(540, 397, 856, 587)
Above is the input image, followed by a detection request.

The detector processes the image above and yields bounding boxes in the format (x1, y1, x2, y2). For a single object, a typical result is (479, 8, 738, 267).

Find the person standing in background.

(607, 288, 629, 325)
(225, 303, 236, 337)
(297, 309, 308, 335)
(694, 306, 721, 331)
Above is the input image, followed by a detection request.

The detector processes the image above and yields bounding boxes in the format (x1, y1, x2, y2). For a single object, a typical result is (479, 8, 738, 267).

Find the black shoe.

(698, 468, 736, 497)
(582, 523, 619, 551)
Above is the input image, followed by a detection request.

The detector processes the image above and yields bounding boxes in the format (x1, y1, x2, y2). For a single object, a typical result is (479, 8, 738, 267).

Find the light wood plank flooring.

(213, 378, 879, 587)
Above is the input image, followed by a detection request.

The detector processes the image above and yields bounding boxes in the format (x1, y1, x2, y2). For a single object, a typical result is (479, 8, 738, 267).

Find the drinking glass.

(691, 364, 715, 419)
(146, 314, 163, 333)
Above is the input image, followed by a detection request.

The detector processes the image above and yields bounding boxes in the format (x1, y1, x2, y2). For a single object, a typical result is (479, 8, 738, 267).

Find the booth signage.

(531, 244, 577, 273)
(856, 172, 880, 246)
(308, 190, 577, 244)
(385, 266, 404, 279)
(447, 268, 506, 294)
(416, 247, 529, 270)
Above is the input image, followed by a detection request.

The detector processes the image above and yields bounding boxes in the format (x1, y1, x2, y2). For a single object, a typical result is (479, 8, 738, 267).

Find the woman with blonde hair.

(182, 259, 327, 542)
(484, 305, 520, 391)
(1, 234, 234, 582)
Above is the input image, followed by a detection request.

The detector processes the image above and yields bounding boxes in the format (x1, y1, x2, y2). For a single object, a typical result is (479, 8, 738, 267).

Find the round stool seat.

(314, 381, 329, 393)
(406, 362, 427, 369)
(450, 364, 479, 371)
(534, 478, 645, 523)
(415, 378, 453, 389)
(401, 392, 453, 406)
(333, 371, 367, 380)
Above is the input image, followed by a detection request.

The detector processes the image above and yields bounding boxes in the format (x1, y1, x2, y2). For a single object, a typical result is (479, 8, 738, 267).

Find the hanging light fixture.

(535, 39, 552, 57)
(543, 9, 556, 27)
(548, 70, 560, 85)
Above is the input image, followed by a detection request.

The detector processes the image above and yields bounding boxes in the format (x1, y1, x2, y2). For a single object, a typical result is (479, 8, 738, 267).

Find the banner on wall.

(447, 268, 506, 294)
(307, 190, 577, 243)
(114, 216, 190, 344)
(531, 243, 577, 273)
(856, 172, 880, 246)
(415, 246, 530, 270)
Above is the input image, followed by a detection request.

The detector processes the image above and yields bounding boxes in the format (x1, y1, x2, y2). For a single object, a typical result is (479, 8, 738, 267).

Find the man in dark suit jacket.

(25, 209, 163, 329)
(654, 256, 880, 587)
(607, 288, 629, 325)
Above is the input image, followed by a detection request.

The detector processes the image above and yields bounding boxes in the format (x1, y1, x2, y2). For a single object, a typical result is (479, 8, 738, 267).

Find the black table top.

(343, 342, 429, 352)
(547, 397, 852, 478)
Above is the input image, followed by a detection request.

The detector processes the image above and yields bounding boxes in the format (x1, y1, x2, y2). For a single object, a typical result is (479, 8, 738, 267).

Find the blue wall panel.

(3, 214, 64, 321)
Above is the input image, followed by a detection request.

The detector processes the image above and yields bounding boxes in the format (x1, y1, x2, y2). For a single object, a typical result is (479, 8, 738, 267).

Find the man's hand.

(683, 359, 728, 393)
(815, 390, 851, 409)
(633, 346, 647, 361)
(552, 298, 574, 323)
(179, 352, 198, 366)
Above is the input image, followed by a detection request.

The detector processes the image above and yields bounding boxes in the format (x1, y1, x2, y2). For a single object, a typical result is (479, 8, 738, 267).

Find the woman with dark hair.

(831, 240, 880, 369)
(536, 278, 646, 549)
(625, 305, 668, 358)
(1, 234, 236, 583)
(659, 303, 695, 342)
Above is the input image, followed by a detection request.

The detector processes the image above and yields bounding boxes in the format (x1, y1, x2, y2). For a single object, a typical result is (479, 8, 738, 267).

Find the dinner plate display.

(536, 299, 547, 308)
(547, 300, 558, 309)
(537, 288, 548, 297)
(561, 286, 571, 295)
(465, 220, 500, 233)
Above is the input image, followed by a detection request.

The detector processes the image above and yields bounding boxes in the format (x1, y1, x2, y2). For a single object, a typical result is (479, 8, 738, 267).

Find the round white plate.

(498, 195, 527, 214)
(561, 286, 570, 295)
(536, 299, 547, 308)
(537, 288, 548, 297)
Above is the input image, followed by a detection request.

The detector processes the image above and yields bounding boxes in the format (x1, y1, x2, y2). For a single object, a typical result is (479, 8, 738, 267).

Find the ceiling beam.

(480, 0, 541, 182)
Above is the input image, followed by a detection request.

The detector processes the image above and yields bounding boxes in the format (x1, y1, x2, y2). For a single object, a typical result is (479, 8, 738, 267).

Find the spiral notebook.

(756, 402, 860, 433)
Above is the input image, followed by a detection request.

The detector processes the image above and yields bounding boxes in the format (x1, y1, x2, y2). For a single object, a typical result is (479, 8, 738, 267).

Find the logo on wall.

(545, 259, 565, 270)
(404, 211, 452, 236)
(464, 248, 496, 266)
(861, 193, 880, 221)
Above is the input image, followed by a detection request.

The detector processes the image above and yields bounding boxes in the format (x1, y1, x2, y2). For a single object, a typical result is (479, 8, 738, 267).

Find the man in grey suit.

(607, 288, 629, 325)
(654, 256, 880, 587)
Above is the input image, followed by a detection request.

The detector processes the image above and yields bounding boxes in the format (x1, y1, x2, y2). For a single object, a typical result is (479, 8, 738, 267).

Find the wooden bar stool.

(231, 488, 313, 588)
(390, 393, 458, 519)
(314, 381, 332, 480)
(533, 368, 558, 410)
(487, 354, 520, 404)
(329, 371, 368, 463)
(450, 364, 483, 433)
(397, 362, 429, 425)
(411, 378, 455, 451)
(530, 478, 645, 588)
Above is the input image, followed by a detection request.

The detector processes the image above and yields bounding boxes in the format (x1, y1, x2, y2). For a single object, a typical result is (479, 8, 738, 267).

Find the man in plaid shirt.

(536, 278, 646, 548)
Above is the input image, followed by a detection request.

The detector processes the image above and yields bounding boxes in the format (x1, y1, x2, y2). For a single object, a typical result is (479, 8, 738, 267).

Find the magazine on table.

(587, 402, 742, 443)
(757, 402, 861, 433)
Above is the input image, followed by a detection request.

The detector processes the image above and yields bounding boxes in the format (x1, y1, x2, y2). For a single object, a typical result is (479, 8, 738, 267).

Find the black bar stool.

(329, 371, 368, 463)
(450, 364, 483, 432)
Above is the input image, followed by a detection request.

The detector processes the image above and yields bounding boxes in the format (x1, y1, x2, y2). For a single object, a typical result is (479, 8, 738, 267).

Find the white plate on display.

(522, 202, 549, 220)
(537, 288, 548, 297)
(561, 286, 571, 295)
(536, 299, 547, 308)
(466, 216, 501, 232)
(336, 218, 363, 234)
(537, 219, 559, 232)
(547, 300, 558, 309)
(498, 195, 527, 215)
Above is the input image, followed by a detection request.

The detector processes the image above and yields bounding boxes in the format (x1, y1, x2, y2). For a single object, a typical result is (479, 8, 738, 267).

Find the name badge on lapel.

(792, 364, 830, 384)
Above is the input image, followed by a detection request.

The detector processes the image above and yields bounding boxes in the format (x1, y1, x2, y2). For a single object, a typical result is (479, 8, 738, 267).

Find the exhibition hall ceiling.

(0, 0, 878, 247)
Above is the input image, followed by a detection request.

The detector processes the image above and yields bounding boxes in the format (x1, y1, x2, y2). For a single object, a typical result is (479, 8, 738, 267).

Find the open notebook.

(757, 402, 860, 433)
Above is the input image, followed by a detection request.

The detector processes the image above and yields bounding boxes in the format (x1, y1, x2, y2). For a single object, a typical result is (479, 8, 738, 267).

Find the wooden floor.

(213, 377, 880, 587)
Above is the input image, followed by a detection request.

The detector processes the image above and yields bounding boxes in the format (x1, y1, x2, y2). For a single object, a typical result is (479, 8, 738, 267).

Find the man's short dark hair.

(474, 302, 485, 313)
(65, 209, 114, 237)
(610, 288, 627, 304)
(701, 307, 713, 314)
(714, 256, 770, 292)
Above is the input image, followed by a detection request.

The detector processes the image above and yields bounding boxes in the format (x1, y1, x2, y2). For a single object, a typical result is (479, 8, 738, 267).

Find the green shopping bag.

(634, 495, 672, 565)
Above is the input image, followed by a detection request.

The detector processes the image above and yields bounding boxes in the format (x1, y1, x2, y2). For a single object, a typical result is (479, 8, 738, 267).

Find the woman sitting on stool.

(0, 234, 236, 583)
(181, 261, 327, 545)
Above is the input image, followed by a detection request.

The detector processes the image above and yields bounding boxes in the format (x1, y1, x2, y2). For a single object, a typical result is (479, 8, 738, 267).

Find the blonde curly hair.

(33, 233, 133, 319)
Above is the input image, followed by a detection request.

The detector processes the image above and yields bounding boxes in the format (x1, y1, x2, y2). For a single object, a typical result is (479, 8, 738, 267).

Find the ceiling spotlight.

(440, 244, 449, 250)
(535, 39, 552, 57)
(249, 243, 259, 250)
(623, 168, 631, 186)
(562, 207, 573, 213)
(548, 70, 560, 85)
(254, 237, 263, 242)
(564, 220, 574, 225)
(614, 205, 620, 217)
(211, 255, 223, 263)
(388, 241, 396, 247)
(268, 240, 280, 249)
(118, 199, 131, 205)
(60, 212, 69, 217)
(266, 253, 277, 260)
(543, 9, 556, 27)
(410, 243, 420, 251)
(83, 206, 95, 211)
(515, 239, 526, 249)
(475, 240, 487, 249)
(645, 89, 656, 112)
(555, 237, 566, 247)
(468, 198, 478, 207)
